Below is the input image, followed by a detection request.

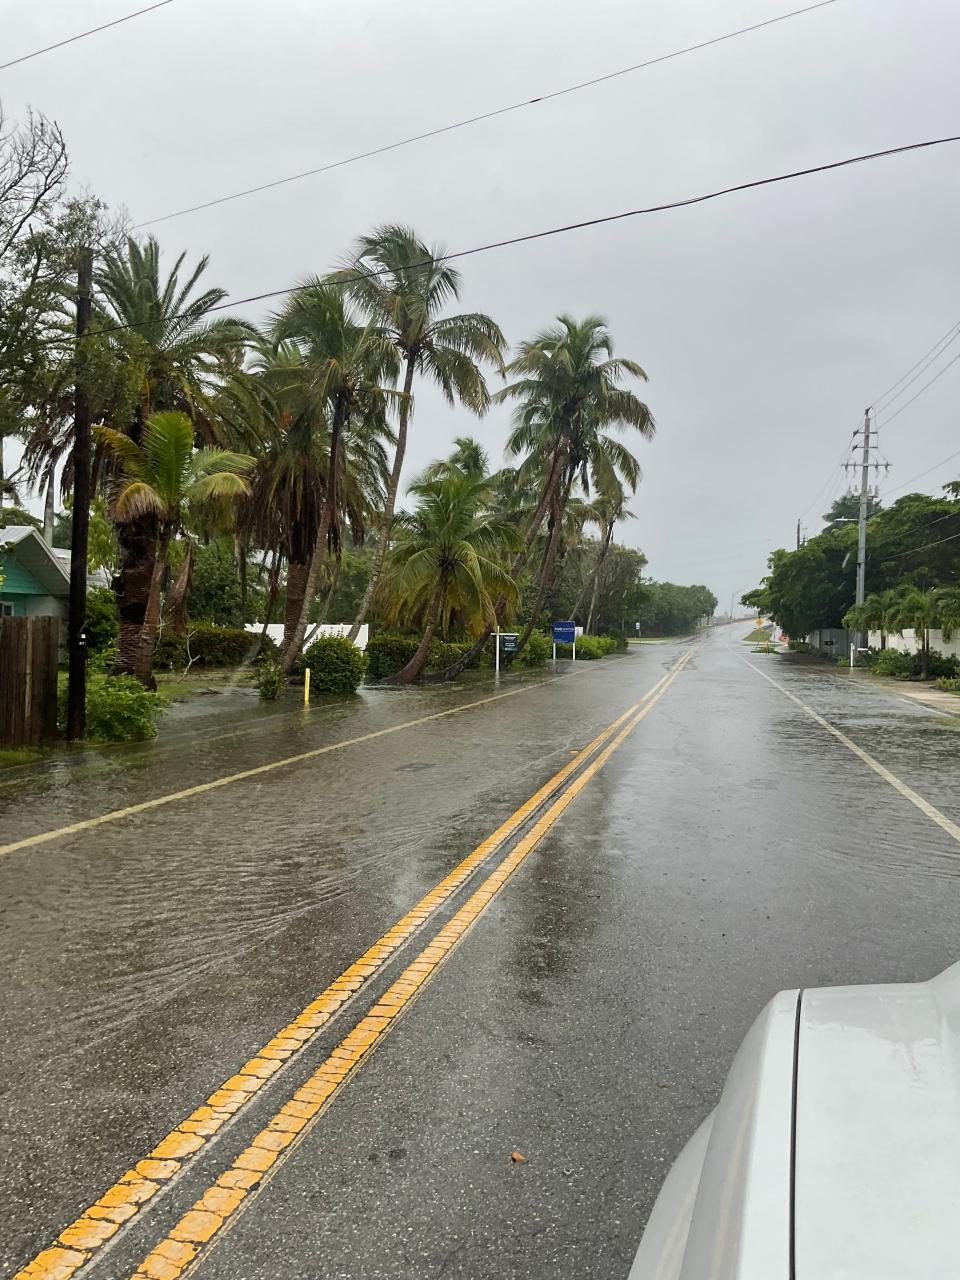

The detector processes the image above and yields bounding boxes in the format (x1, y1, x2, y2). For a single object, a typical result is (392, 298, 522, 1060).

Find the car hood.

(630, 961, 960, 1279)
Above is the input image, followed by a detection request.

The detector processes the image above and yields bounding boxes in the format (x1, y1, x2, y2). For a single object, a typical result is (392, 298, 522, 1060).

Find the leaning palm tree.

(380, 472, 519, 685)
(447, 315, 652, 670)
(95, 236, 256, 674)
(889, 586, 941, 680)
(935, 587, 960, 643)
(95, 411, 252, 684)
(328, 225, 506, 641)
(272, 281, 400, 670)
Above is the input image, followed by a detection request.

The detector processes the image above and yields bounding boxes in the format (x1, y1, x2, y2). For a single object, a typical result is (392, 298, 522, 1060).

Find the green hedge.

(515, 630, 552, 667)
(303, 634, 366, 695)
(364, 633, 485, 682)
(869, 648, 960, 680)
(154, 622, 273, 670)
(365, 633, 419, 681)
(58, 673, 167, 742)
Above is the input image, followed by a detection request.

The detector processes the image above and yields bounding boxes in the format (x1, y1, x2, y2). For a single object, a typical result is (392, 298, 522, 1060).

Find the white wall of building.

(245, 622, 368, 651)
(867, 628, 960, 659)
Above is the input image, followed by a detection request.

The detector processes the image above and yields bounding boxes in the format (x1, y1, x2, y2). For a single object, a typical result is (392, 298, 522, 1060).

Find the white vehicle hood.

(631, 961, 960, 1280)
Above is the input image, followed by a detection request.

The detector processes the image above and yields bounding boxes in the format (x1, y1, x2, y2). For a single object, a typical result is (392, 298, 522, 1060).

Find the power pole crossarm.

(67, 247, 93, 741)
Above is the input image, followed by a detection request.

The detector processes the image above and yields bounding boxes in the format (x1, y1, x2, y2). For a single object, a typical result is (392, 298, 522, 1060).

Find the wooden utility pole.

(67, 247, 93, 741)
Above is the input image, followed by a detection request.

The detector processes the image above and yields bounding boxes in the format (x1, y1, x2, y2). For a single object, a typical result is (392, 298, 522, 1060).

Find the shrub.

(427, 639, 482, 673)
(834, 656, 850, 668)
(573, 634, 606, 659)
(303, 634, 366, 695)
(936, 676, 960, 692)
(927, 650, 960, 679)
(84, 587, 118, 653)
(869, 648, 914, 679)
(515, 630, 552, 667)
(365, 633, 420, 682)
(787, 639, 812, 653)
(256, 656, 287, 701)
(58, 673, 167, 742)
(154, 622, 272, 670)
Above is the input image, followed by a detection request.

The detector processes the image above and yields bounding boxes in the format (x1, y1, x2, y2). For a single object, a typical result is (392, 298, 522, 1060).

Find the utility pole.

(852, 406, 872, 666)
(796, 518, 801, 550)
(67, 247, 93, 741)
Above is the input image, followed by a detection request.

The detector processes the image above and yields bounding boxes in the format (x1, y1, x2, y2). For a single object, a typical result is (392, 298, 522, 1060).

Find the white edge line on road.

(743, 658, 960, 845)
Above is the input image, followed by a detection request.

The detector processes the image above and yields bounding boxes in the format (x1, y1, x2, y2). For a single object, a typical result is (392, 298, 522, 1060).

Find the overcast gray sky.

(4, 0, 959, 612)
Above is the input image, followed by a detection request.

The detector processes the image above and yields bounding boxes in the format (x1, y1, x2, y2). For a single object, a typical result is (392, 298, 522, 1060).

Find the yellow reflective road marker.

(126, 650, 692, 1280)
(745, 658, 960, 844)
(303, 667, 310, 704)
(13, 654, 689, 1280)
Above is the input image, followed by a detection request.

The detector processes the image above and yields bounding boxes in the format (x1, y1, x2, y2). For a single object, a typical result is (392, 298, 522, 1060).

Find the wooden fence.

(0, 616, 60, 747)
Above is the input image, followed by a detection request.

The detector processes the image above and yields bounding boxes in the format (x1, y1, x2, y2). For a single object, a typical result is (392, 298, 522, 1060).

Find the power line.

(0, 0, 174, 73)
(876, 351, 960, 428)
(65, 134, 960, 345)
(882, 448, 960, 500)
(878, 528, 960, 564)
(871, 317, 960, 411)
(131, 0, 839, 229)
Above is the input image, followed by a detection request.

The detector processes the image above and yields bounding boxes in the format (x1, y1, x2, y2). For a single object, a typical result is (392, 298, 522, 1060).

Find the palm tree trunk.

(166, 539, 195, 633)
(586, 523, 614, 634)
(430, 444, 569, 682)
(238, 540, 248, 621)
(42, 469, 56, 546)
(389, 579, 445, 685)
(348, 352, 416, 642)
(250, 548, 282, 660)
(283, 399, 346, 672)
(133, 527, 172, 688)
(514, 490, 565, 654)
(301, 559, 343, 650)
(283, 560, 309, 649)
(112, 515, 158, 679)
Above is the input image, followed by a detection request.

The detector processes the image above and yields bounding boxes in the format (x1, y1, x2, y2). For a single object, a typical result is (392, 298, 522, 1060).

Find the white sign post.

(495, 624, 500, 675)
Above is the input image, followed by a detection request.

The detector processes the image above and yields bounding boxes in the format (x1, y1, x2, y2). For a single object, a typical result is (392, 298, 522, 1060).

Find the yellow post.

(304, 666, 310, 704)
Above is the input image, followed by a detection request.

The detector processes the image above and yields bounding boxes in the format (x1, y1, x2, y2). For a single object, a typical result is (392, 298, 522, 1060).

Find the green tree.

(95, 411, 252, 684)
(271, 282, 400, 670)
(498, 316, 653, 653)
(382, 472, 519, 685)
(823, 490, 881, 531)
(94, 236, 255, 675)
(889, 587, 940, 679)
(842, 589, 900, 648)
(329, 225, 505, 641)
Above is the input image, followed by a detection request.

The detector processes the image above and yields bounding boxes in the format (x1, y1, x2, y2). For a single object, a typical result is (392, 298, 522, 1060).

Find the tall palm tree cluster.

(20, 225, 656, 687)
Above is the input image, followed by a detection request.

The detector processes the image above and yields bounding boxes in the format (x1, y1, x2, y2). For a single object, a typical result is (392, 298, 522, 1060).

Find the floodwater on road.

(2, 629, 959, 1279)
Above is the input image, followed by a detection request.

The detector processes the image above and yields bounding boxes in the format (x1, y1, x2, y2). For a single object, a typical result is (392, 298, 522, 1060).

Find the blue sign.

(552, 620, 576, 644)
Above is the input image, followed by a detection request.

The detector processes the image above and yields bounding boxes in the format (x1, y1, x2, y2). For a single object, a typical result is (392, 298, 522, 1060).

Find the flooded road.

(3, 629, 960, 1279)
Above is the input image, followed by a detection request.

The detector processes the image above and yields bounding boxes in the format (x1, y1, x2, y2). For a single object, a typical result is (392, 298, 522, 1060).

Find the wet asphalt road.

(3, 628, 960, 1279)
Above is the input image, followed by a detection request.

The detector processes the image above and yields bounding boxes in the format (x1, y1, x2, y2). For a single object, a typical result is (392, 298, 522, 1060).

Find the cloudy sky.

(4, 0, 959, 612)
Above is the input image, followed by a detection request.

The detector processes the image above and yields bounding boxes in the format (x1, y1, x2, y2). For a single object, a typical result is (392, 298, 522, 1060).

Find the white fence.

(246, 622, 369, 651)
(867, 628, 960, 659)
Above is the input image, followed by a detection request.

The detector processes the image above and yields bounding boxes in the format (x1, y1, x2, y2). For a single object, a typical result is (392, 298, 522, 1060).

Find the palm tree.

(500, 315, 652, 653)
(381, 472, 519, 685)
(843, 589, 899, 649)
(581, 489, 633, 634)
(328, 225, 505, 641)
(890, 587, 941, 679)
(935, 587, 960, 643)
(272, 281, 400, 670)
(423, 436, 490, 481)
(95, 411, 252, 684)
(95, 236, 255, 675)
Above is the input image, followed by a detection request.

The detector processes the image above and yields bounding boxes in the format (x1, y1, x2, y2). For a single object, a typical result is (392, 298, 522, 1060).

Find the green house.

(0, 525, 70, 620)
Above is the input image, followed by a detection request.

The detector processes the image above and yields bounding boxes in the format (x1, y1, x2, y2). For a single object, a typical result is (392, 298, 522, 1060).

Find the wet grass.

(0, 746, 50, 769)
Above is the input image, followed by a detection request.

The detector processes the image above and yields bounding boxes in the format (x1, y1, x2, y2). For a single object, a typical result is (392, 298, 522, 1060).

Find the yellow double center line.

(15, 649, 693, 1280)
